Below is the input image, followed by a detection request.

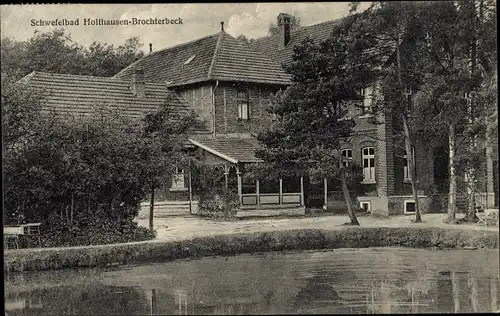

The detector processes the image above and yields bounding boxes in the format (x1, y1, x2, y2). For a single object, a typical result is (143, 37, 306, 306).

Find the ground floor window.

(360, 201, 371, 213)
(404, 200, 416, 214)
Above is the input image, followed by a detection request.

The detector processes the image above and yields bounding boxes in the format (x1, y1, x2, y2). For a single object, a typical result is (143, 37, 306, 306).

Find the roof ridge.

(207, 31, 224, 80)
(252, 16, 346, 43)
(114, 32, 220, 79)
(25, 71, 168, 86)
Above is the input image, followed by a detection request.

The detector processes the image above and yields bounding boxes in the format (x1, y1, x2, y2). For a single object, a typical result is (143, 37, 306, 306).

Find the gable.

(113, 31, 291, 87)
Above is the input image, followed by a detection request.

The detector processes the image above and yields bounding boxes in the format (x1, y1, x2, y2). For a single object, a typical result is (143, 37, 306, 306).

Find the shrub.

(198, 190, 239, 219)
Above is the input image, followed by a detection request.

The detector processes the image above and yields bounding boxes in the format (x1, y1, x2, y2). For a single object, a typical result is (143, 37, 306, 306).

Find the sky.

(0, 3, 371, 53)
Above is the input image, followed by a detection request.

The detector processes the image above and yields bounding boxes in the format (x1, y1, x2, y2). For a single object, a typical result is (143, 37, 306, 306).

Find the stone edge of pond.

(4, 227, 499, 273)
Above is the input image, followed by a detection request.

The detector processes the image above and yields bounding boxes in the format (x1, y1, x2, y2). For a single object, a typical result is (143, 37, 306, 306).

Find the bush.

(198, 190, 239, 219)
(36, 211, 156, 247)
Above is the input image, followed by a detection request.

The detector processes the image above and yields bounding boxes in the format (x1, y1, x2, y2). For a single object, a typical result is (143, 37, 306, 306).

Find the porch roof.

(188, 136, 263, 164)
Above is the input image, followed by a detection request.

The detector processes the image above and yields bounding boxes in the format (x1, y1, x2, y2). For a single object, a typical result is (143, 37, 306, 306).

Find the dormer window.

(184, 55, 196, 65)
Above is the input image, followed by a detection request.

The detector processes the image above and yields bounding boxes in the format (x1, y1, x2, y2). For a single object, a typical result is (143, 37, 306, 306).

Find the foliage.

(256, 22, 380, 224)
(2, 76, 199, 246)
(236, 34, 255, 45)
(5, 227, 498, 273)
(194, 165, 239, 219)
(1, 29, 144, 81)
(198, 190, 239, 219)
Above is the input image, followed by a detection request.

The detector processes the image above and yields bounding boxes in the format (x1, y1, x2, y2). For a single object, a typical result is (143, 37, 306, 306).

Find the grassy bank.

(4, 227, 498, 273)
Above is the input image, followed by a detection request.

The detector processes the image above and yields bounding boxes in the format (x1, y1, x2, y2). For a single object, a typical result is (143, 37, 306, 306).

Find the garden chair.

(475, 207, 487, 226)
(4, 225, 24, 250)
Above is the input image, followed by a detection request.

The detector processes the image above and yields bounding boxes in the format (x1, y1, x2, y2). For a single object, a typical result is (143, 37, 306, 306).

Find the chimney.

(277, 13, 291, 50)
(221, 21, 224, 31)
(149, 43, 152, 53)
(131, 69, 145, 98)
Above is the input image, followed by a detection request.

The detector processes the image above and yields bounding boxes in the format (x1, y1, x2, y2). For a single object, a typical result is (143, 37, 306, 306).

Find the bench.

(3, 223, 41, 249)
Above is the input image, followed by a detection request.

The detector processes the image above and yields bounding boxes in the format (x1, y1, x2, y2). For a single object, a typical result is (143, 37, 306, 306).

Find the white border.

(404, 199, 416, 214)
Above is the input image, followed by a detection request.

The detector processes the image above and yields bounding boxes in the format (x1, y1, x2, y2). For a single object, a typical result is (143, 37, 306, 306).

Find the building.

(19, 13, 498, 216)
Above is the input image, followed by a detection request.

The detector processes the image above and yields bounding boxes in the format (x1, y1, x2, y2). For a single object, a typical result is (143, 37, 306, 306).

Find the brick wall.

(214, 82, 279, 135)
(176, 83, 213, 132)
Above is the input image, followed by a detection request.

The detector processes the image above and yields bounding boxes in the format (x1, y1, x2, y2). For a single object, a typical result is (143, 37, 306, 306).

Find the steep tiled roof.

(188, 136, 262, 163)
(114, 34, 219, 85)
(210, 32, 291, 85)
(113, 31, 291, 87)
(250, 20, 343, 66)
(18, 71, 191, 121)
(250, 17, 394, 67)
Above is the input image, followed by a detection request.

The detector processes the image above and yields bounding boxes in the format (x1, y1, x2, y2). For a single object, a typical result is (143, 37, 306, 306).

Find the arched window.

(362, 147, 375, 182)
(341, 149, 353, 167)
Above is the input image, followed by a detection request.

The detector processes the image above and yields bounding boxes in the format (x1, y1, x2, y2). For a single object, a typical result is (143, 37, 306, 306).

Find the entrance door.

(171, 166, 186, 190)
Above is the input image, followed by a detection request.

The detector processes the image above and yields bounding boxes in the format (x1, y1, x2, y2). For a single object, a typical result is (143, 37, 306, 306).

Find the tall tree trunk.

(465, 0, 478, 222)
(149, 183, 155, 231)
(395, 32, 421, 221)
(402, 116, 421, 222)
(340, 167, 359, 226)
(447, 123, 457, 222)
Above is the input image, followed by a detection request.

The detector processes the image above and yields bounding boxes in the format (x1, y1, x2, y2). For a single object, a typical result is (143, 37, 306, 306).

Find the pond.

(4, 247, 500, 315)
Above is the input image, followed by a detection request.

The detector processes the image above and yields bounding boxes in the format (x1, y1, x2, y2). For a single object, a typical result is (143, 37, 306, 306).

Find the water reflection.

(4, 249, 500, 315)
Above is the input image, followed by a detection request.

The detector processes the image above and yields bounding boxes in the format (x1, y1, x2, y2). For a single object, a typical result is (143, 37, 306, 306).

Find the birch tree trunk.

(465, 0, 478, 222)
(447, 123, 457, 222)
(403, 116, 421, 222)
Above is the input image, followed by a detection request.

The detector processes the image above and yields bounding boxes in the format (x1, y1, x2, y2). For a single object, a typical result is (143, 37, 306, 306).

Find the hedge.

(4, 227, 498, 274)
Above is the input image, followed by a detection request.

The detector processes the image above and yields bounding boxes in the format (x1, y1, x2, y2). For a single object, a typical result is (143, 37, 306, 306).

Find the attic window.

(184, 55, 196, 65)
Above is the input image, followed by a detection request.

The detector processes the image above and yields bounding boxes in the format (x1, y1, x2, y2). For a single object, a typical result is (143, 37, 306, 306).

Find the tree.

(1, 29, 144, 81)
(256, 27, 379, 225)
(268, 15, 301, 36)
(351, 1, 427, 222)
(236, 35, 255, 45)
(142, 99, 202, 230)
(2, 75, 200, 244)
(407, 1, 496, 222)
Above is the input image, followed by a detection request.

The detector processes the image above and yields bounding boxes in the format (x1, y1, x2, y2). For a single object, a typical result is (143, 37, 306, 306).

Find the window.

(237, 90, 249, 120)
(404, 200, 416, 214)
(360, 201, 371, 213)
(341, 149, 353, 168)
(362, 147, 376, 182)
(183, 55, 196, 65)
(403, 147, 415, 182)
(359, 86, 374, 116)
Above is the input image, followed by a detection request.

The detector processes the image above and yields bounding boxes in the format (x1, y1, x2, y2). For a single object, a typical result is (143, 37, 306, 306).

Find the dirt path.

(136, 213, 498, 242)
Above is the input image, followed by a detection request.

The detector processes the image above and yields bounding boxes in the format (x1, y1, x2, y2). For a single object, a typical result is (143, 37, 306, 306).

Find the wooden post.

(256, 179, 260, 209)
(149, 184, 155, 231)
(300, 176, 304, 206)
(188, 161, 193, 214)
(323, 178, 328, 210)
(224, 165, 229, 189)
(236, 166, 242, 206)
(279, 178, 283, 205)
(151, 289, 157, 315)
